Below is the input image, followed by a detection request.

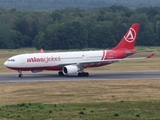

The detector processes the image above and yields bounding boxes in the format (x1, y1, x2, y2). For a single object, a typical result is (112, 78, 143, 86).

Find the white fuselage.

(4, 50, 115, 71)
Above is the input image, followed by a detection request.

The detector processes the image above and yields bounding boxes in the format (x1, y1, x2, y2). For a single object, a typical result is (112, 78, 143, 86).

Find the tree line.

(0, 0, 159, 10)
(0, 5, 160, 50)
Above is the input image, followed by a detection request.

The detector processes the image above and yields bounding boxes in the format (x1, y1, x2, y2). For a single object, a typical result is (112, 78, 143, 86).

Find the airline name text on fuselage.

(27, 56, 61, 63)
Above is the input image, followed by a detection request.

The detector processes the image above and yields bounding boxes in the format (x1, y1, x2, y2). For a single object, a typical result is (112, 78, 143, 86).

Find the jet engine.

(30, 70, 43, 73)
(62, 65, 79, 75)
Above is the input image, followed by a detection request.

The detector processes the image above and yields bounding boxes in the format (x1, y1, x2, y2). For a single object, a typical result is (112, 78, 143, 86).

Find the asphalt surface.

(0, 71, 160, 83)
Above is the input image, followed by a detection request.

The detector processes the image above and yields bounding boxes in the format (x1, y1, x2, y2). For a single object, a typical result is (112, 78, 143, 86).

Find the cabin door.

(20, 57, 25, 64)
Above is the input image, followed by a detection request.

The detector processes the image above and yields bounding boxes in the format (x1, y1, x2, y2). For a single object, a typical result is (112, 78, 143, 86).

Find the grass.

(0, 80, 160, 105)
(0, 100, 160, 120)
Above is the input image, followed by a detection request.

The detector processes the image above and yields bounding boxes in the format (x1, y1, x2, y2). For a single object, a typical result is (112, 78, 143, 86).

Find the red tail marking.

(104, 50, 116, 59)
(112, 23, 140, 50)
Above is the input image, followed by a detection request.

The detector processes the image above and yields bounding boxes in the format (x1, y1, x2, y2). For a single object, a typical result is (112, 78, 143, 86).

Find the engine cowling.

(30, 70, 43, 73)
(62, 65, 79, 75)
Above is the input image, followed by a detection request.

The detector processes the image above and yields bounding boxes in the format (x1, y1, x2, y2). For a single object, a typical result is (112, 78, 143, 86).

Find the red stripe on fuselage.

(6, 66, 62, 71)
(6, 63, 111, 71)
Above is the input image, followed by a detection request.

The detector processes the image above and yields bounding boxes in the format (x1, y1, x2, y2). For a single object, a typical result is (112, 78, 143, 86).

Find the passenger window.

(8, 59, 15, 62)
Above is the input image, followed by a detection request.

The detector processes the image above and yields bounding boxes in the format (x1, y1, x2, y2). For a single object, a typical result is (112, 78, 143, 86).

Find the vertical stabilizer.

(112, 23, 140, 50)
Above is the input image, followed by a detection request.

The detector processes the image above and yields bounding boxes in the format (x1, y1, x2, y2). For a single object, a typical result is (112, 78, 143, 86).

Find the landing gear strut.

(77, 64, 89, 77)
(18, 70, 23, 78)
(78, 72, 89, 77)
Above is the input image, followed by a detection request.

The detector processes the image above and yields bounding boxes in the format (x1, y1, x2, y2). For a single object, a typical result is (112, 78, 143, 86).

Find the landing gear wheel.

(18, 70, 23, 78)
(85, 72, 89, 76)
(78, 72, 89, 77)
(18, 74, 23, 78)
(58, 71, 65, 76)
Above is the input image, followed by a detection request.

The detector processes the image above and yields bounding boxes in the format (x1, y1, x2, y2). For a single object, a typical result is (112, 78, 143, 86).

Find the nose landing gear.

(18, 70, 23, 77)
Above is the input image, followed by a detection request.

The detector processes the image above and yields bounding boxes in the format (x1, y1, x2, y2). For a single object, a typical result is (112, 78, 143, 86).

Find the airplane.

(4, 23, 154, 77)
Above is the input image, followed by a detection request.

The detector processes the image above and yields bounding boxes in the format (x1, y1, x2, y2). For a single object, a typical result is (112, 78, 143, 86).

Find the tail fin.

(112, 23, 140, 50)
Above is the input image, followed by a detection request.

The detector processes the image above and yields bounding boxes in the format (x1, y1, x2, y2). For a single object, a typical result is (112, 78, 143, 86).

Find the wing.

(57, 53, 154, 67)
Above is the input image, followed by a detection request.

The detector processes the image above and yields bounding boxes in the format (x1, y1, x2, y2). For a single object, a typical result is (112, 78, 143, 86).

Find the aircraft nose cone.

(4, 61, 8, 67)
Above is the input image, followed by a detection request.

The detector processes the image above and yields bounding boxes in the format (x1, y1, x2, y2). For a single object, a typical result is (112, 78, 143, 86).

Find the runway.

(0, 71, 160, 83)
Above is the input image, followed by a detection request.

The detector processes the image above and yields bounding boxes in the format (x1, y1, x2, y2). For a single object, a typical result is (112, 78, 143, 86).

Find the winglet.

(39, 48, 44, 53)
(147, 53, 154, 58)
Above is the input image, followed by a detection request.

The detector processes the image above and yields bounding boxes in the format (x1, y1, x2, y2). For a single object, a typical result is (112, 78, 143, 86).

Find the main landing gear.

(18, 70, 23, 78)
(58, 71, 89, 77)
(78, 72, 89, 77)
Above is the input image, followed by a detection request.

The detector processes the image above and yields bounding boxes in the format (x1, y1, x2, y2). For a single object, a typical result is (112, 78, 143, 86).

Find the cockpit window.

(7, 59, 15, 62)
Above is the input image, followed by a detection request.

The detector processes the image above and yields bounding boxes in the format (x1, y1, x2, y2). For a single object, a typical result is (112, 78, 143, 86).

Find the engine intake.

(62, 65, 79, 75)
